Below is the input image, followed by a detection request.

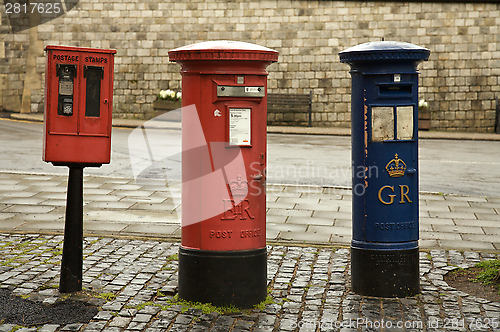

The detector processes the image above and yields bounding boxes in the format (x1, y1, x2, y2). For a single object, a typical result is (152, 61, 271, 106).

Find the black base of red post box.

(351, 247, 420, 298)
(178, 247, 267, 309)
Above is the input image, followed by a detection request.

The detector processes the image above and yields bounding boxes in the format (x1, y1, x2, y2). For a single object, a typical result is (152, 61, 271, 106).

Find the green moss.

(0, 238, 63, 267)
(94, 292, 116, 301)
(253, 295, 275, 310)
(88, 239, 101, 245)
(167, 254, 178, 261)
(161, 254, 179, 270)
(135, 301, 156, 311)
(39, 284, 59, 291)
(474, 259, 500, 287)
(162, 295, 242, 315)
(0, 241, 14, 250)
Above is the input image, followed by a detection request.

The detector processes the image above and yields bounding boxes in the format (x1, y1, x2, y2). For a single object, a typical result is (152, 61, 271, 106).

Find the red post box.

(42, 45, 115, 294)
(43, 45, 116, 166)
(169, 41, 278, 308)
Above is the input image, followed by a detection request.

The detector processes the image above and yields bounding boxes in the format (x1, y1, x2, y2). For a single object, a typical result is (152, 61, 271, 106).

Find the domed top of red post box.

(169, 40, 279, 61)
(168, 40, 278, 74)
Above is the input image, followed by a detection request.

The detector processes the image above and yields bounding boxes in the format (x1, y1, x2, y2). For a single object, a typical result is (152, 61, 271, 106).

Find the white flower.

(418, 99, 428, 109)
(158, 89, 181, 101)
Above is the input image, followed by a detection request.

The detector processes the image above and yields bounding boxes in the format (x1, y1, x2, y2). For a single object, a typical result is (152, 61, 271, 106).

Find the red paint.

(169, 41, 278, 251)
(43, 45, 116, 166)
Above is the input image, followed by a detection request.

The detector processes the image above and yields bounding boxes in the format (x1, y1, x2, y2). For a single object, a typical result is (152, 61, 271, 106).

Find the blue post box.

(339, 41, 430, 297)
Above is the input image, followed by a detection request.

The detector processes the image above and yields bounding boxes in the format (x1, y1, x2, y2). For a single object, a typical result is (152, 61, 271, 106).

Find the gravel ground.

(0, 288, 98, 326)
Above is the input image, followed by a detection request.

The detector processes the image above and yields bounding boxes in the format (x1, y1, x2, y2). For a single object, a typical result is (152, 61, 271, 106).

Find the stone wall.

(1, 0, 499, 132)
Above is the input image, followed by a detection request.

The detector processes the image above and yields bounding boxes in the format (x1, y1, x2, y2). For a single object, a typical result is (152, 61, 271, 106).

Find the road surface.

(0, 118, 498, 197)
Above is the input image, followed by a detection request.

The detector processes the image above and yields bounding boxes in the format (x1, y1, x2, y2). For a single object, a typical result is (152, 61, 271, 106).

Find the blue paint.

(340, 41, 430, 252)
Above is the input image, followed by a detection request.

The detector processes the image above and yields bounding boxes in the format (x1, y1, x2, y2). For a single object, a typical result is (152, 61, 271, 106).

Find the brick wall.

(1, 0, 499, 132)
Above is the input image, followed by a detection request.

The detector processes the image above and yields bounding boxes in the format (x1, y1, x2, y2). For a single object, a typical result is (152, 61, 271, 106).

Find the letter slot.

(57, 64, 76, 116)
(84, 65, 104, 117)
(377, 84, 413, 98)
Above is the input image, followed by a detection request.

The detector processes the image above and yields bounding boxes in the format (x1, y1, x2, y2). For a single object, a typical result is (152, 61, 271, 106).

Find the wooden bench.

(267, 92, 312, 127)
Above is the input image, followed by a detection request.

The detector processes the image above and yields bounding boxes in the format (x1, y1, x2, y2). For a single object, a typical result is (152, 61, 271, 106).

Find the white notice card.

(229, 108, 251, 146)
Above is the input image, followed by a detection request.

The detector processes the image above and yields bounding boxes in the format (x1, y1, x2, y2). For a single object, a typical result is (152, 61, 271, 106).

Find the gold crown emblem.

(385, 153, 407, 177)
(229, 175, 248, 197)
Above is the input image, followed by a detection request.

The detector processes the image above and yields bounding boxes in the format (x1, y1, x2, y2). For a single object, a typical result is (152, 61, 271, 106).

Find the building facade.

(1, 0, 499, 132)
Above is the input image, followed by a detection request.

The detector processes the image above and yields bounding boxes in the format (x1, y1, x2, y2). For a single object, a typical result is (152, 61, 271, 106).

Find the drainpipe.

(496, 97, 500, 134)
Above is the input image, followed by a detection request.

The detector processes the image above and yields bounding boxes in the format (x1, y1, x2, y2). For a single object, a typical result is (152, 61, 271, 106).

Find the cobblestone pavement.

(0, 172, 499, 251)
(0, 170, 500, 331)
(0, 233, 499, 332)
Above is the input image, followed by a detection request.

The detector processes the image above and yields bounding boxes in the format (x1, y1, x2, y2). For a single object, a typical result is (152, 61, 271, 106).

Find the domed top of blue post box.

(339, 41, 430, 63)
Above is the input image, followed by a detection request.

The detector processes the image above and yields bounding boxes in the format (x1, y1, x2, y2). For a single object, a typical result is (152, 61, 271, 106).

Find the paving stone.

(61, 324, 84, 331)
(278, 231, 332, 243)
(253, 328, 273, 332)
(439, 240, 495, 251)
(444, 196, 487, 203)
(38, 325, 60, 332)
(94, 311, 115, 321)
(3, 205, 55, 213)
(462, 234, 500, 243)
(85, 322, 107, 330)
(420, 217, 455, 226)
(101, 327, 123, 332)
(132, 313, 153, 323)
(109, 316, 132, 328)
(0, 325, 17, 332)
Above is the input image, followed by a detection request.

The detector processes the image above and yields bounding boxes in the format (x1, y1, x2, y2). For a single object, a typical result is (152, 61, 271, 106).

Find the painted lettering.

(53, 54, 79, 62)
(399, 185, 412, 203)
(374, 221, 415, 231)
(378, 184, 412, 205)
(222, 199, 237, 220)
(240, 228, 261, 238)
(85, 56, 108, 64)
(221, 199, 255, 220)
(378, 185, 395, 205)
(210, 229, 233, 239)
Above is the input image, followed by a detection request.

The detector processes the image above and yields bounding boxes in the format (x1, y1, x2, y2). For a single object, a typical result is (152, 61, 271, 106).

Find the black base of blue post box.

(351, 247, 420, 298)
(178, 247, 267, 309)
